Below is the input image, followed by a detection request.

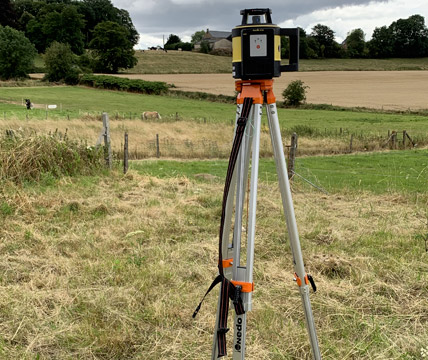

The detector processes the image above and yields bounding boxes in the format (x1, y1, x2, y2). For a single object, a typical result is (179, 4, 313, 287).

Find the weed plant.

(0, 131, 105, 183)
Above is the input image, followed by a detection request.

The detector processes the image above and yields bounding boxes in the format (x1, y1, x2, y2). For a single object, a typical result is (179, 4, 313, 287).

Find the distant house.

(194, 29, 232, 52)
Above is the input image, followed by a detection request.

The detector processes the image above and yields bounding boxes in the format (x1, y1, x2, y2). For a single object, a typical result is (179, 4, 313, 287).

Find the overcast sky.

(110, 0, 428, 49)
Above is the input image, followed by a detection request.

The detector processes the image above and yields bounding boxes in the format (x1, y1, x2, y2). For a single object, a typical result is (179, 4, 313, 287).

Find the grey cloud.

(111, 0, 386, 35)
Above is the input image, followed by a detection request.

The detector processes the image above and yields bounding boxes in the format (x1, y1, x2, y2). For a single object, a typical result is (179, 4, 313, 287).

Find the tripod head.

(232, 8, 299, 80)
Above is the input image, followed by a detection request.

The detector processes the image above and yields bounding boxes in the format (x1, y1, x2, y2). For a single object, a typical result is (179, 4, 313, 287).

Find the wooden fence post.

(406, 132, 416, 148)
(391, 131, 397, 149)
(403, 130, 407, 149)
(156, 134, 160, 158)
(349, 134, 354, 153)
(287, 132, 298, 179)
(102, 112, 112, 169)
(124, 132, 128, 174)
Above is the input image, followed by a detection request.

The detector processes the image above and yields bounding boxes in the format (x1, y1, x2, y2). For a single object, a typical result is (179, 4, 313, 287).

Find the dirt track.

(115, 71, 428, 111)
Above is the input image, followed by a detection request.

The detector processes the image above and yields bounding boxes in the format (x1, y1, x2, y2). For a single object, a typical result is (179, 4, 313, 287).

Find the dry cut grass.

(0, 117, 394, 160)
(0, 170, 427, 359)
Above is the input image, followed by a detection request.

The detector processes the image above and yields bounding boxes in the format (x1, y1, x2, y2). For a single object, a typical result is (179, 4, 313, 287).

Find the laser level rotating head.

(232, 8, 299, 80)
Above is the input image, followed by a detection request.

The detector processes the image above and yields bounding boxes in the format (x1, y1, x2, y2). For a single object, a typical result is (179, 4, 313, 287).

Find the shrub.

(289, 124, 318, 137)
(0, 132, 104, 183)
(64, 66, 81, 85)
(200, 40, 211, 54)
(79, 74, 169, 95)
(282, 80, 309, 106)
(209, 48, 232, 57)
(44, 42, 80, 83)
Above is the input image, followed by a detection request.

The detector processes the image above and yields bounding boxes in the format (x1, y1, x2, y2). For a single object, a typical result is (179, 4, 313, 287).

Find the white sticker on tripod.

(250, 34, 267, 57)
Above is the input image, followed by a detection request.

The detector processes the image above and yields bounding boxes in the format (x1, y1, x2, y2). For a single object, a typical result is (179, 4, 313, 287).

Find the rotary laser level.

(232, 8, 299, 80)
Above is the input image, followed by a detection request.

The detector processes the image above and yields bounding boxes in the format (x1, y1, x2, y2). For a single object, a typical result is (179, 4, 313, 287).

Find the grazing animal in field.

(142, 111, 162, 120)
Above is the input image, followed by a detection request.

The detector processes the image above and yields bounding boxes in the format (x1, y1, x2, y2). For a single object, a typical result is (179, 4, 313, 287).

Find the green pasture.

(0, 86, 235, 123)
(0, 86, 428, 137)
(31, 52, 428, 74)
(130, 149, 428, 195)
(299, 57, 428, 71)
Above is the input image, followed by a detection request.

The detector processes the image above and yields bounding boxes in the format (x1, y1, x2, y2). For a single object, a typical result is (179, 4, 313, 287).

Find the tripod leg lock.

(231, 280, 254, 293)
(221, 258, 233, 268)
(294, 273, 317, 292)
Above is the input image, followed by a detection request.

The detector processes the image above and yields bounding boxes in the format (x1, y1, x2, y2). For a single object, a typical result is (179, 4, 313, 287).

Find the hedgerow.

(80, 74, 169, 95)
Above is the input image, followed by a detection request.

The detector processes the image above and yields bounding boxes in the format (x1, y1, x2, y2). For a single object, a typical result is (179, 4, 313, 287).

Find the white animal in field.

(142, 111, 162, 120)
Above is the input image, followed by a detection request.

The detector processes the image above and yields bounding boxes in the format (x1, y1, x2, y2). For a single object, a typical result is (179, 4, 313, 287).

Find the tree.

(89, 21, 137, 73)
(0, 26, 36, 80)
(0, 0, 18, 28)
(115, 8, 139, 46)
(368, 14, 428, 58)
(310, 24, 340, 58)
(44, 41, 80, 84)
(26, 4, 85, 54)
(345, 28, 366, 58)
(390, 15, 428, 57)
(77, 0, 138, 47)
(305, 36, 320, 59)
(78, 0, 118, 45)
(191, 30, 205, 44)
(165, 34, 181, 46)
(368, 26, 393, 58)
(58, 5, 86, 54)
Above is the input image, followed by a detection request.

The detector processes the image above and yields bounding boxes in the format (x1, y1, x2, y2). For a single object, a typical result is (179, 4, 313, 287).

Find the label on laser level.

(249, 34, 267, 57)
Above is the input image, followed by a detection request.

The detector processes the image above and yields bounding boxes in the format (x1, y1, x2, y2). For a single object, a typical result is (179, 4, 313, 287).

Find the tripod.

(210, 79, 321, 359)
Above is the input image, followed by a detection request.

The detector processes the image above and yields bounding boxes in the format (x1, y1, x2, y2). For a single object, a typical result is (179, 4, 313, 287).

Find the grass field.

(1, 86, 427, 158)
(0, 80, 428, 358)
(1, 86, 427, 135)
(31, 51, 428, 74)
(125, 51, 428, 74)
(130, 149, 428, 195)
(0, 159, 427, 359)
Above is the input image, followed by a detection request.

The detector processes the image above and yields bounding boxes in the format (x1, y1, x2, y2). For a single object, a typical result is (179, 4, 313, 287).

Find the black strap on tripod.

(193, 97, 253, 358)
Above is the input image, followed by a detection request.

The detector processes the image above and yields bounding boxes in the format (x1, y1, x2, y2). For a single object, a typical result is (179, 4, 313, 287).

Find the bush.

(80, 74, 170, 95)
(0, 132, 104, 183)
(282, 80, 309, 106)
(44, 42, 81, 84)
(209, 48, 232, 56)
(289, 124, 318, 137)
(64, 66, 81, 85)
(200, 40, 211, 54)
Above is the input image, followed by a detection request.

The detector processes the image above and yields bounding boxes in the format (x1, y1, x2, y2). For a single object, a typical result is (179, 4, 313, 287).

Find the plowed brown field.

(112, 71, 428, 111)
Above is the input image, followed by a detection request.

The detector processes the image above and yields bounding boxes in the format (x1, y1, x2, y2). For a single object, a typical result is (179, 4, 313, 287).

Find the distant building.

(194, 29, 232, 52)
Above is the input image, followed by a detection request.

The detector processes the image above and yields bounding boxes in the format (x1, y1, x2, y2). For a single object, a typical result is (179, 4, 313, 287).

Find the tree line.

(184, 14, 428, 59)
(298, 15, 428, 59)
(0, 0, 139, 81)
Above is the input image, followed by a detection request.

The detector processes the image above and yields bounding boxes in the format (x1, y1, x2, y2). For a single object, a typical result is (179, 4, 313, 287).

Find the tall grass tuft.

(0, 132, 104, 183)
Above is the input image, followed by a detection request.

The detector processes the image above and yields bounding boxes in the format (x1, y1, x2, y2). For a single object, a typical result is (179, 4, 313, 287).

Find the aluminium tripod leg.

(266, 103, 322, 360)
(231, 103, 262, 360)
(211, 103, 262, 359)
(212, 104, 244, 359)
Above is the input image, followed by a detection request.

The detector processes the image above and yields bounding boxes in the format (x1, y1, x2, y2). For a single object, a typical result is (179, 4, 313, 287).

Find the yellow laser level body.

(232, 8, 299, 80)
